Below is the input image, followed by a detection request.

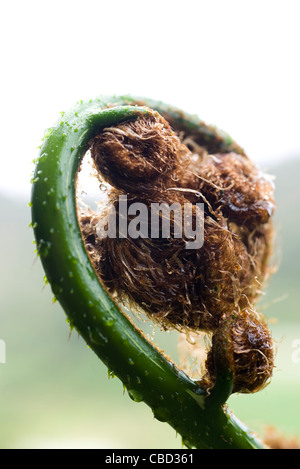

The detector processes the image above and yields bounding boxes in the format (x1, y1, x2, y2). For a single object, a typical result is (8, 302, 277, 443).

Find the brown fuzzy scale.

(79, 107, 276, 393)
(205, 310, 274, 393)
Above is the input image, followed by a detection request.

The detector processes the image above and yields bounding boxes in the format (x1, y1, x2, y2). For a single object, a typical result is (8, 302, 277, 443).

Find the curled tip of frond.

(78, 104, 276, 394)
(89, 108, 182, 192)
(205, 309, 274, 393)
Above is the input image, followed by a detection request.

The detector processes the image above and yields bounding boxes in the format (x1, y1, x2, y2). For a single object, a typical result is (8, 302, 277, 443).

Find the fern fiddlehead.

(31, 95, 275, 449)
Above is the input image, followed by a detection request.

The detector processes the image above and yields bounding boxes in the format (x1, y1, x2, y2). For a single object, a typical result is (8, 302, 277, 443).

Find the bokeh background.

(1, 0, 299, 449)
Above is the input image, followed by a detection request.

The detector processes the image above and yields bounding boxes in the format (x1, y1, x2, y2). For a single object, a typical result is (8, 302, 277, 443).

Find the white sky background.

(0, 0, 299, 198)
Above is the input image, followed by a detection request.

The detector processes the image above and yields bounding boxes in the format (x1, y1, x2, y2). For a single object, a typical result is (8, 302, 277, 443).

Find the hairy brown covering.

(90, 111, 181, 191)
(79, 107, 276, 393)
(205, 309, 274, 393)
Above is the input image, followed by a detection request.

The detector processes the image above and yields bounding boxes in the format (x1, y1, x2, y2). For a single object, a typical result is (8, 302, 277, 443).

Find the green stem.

(31, 95, 265, 449)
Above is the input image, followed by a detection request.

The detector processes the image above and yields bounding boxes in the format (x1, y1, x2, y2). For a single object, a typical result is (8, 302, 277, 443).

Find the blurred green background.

(0, 155, 299, 449)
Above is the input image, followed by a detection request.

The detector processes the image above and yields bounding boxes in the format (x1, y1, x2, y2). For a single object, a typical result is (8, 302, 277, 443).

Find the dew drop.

(104, 316, 114, 327)
(127, 389, 143, 403)
(38, 240, 51, 258)
(136, 376, 141, 385)
(153, 407, 170, 422)
(100, 183, 107, 191)
(89, 328, 108, 346)
(47, 187, 55, 196)
(30, 176, 40, 185)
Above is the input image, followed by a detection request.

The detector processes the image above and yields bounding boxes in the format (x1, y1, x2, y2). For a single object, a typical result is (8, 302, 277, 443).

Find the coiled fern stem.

(31, 95, 271, 449)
